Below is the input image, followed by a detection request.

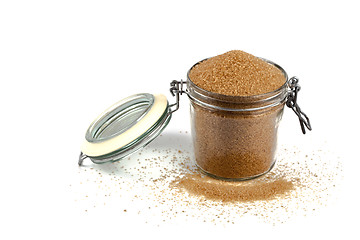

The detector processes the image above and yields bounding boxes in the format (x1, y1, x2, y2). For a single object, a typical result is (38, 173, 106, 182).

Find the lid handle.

(169, 80, 187, 114)
(286, 77, 312, 134)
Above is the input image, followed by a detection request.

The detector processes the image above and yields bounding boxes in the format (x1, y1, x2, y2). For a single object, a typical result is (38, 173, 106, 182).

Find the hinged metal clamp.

(169, 80, 187, 114)
(286, 76, 312, 134)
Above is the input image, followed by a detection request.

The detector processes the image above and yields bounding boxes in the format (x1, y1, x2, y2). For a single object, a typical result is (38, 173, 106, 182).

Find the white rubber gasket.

(81, 94, 168, 157)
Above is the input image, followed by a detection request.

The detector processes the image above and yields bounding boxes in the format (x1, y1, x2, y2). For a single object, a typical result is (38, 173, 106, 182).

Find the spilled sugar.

(70, 133, 343, 226)
(172, 172, 296, 203)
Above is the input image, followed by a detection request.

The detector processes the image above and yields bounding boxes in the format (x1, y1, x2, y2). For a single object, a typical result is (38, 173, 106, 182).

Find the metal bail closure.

(169, 79, 187, 114)
(286, 77, 312, 134)
(79, 93, 171, 166)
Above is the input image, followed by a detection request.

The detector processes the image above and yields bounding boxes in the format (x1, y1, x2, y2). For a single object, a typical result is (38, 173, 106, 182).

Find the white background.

(1, 0, 359, 239)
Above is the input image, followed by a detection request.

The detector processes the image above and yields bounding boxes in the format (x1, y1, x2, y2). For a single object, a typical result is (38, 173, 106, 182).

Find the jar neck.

(186, 58, 289, 112)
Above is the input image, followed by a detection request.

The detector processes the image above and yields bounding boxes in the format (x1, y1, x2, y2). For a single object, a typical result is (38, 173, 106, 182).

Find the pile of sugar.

(172, 172, 296, 203)
(70, 133, 343, 226)
(188, 50, 286, 96)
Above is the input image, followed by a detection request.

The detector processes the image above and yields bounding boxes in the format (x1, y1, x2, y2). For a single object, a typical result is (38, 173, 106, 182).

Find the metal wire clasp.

(78, 152, 88, 166)
(169, 80, 187, 114)
(286, 77, 312, 134)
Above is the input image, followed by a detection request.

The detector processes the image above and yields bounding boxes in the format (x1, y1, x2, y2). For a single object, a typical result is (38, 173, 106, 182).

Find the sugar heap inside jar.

(188, 50, 287, 180)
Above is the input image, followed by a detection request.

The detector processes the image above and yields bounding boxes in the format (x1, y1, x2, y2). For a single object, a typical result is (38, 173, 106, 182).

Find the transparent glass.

(85, 93, 171, 163)
(187, 59, 289, 180)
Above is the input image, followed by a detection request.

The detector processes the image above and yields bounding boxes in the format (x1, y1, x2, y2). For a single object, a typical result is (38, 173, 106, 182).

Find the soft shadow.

(146, 131, 193, 152)
(87, 131, 193, 175)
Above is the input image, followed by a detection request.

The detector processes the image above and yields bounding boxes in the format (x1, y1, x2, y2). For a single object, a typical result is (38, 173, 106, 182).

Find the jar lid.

(79, 93, 171, 165)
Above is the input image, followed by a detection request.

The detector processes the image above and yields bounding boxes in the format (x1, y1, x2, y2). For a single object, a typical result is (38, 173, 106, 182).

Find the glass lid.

(79, 93, 171, 165)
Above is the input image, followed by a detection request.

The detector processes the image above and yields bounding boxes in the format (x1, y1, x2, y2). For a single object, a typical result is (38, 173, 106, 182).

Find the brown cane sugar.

(188, 50, 287, 179)
(74, 139, 343, 225)
(173, 172, 295, 203)
(192, 105, 284, 179)
(189, 50, 285, 96)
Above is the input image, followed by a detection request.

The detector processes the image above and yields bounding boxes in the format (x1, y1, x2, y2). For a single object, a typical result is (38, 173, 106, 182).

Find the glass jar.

(187, 59, 289, 180)
(79, 56, 311, 181)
